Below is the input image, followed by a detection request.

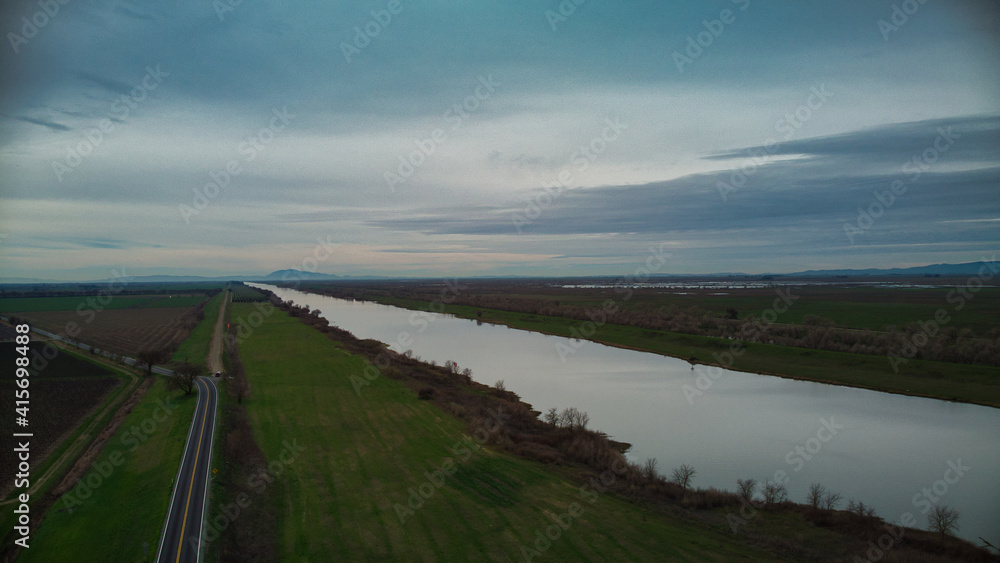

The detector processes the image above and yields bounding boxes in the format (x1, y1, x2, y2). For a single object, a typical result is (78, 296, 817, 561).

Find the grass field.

(18, 377, 197, 562)
(370, 296, 1000, 408)
(169, 290, 228, 365)
(229, 302, 785, 561)
(0, 294, 208, 313)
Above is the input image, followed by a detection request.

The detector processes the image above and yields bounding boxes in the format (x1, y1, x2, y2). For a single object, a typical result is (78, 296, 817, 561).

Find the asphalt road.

(154, 376, 219, 563)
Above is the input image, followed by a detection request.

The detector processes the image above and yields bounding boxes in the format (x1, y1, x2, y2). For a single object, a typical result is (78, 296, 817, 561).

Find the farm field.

(0, 294, 207, 313)
(0, 342, 124, 499)
(16, 307, 202, 357)
(227, 302, 787, 561)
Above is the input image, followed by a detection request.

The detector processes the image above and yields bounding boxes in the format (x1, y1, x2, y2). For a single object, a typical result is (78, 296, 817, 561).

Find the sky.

(0, 0, 998, 280)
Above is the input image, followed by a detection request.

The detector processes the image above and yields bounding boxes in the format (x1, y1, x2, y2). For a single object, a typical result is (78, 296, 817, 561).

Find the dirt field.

(18, 307, 198, 356)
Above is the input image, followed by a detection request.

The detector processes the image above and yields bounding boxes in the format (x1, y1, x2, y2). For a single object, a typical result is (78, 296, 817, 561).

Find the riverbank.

(351, 294, 1000, 409)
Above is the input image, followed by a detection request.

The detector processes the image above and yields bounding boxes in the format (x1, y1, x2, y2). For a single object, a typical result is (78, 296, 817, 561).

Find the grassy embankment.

(367, 295, 1000, 408)
(228, 302, 788, 561)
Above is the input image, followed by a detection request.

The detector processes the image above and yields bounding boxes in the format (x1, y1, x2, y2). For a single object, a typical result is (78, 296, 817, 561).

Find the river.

(251, 284, 1000, 545)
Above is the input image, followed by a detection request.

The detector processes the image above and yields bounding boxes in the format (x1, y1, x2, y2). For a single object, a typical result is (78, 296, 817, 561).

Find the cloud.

(16, 116, 71, 132)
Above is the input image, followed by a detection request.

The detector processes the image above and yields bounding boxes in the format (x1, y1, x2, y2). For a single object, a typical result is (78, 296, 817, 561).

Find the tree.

(762, 481, 787, 505)
(544, 407, 559, 426)
(822, 491, 842, 511)
(847, 499, 877, 518)
(807, 483, 826, 509)
(642, 458, 659, 481)
(558, 407, 590, 431)
(169, 362, 201, 395)
(494, 379, 506, 392)
(136, 349, 168, 377)
(670, 464, 696, 491)
(927, 504, 960, 535)
(737, 478, 757, 503)
(725, 307, 738, 320)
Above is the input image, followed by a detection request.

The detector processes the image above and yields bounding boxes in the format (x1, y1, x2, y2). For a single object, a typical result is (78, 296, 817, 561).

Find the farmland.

(0, 294, 207, 313)
(0, 341, 127, 503)
(230, 283, 269, 303)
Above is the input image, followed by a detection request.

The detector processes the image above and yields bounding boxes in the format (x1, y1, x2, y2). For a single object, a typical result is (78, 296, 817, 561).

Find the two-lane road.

(155, 376, 218, 563)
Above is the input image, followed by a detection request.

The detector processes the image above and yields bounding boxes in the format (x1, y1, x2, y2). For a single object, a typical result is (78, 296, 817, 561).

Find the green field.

(369, 296, 1000, 408)
(18, 377, 197, 562)
(0, 294, 208, 313)
(169, 290, 228, 365)
(228, 302, 784, 561)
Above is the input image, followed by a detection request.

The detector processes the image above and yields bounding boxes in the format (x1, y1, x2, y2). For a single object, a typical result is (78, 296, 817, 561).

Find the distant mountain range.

(0, 261, 994, 285)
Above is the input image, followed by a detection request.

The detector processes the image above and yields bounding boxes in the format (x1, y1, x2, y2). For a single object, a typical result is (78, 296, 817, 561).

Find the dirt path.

(206, 290, 229, 374)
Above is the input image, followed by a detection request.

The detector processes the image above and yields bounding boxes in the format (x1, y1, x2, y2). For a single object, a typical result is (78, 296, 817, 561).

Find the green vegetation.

(18, 378, 197, 562)
(369, 296, 1000, 408)
(229, 302, 785, 560)
(0, 294, 208, 313)
(169, 291, 227, 365)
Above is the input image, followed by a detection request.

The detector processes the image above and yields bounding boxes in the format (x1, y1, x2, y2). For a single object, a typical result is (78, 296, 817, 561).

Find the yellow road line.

(175, 378, 209, 562)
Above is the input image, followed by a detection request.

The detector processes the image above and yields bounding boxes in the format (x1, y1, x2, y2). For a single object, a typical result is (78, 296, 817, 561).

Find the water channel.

(251, 284, 1000, 544)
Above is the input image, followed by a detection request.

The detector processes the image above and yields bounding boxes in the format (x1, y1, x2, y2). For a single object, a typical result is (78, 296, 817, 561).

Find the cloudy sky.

(1, 0, 998, 280)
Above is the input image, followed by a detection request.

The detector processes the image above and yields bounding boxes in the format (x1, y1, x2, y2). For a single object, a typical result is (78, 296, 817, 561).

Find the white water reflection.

(252, 284, 1000, 545)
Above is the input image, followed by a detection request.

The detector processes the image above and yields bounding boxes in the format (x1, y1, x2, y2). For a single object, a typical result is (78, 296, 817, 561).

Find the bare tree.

(136, 349, 168, 377)
(822, 491, 843, 511)
(169, 362, 201, 395)
(642, 458, 659, 481)
(762, 481, 788, 506)
(927, 504, 960, 535)
(670, 464, 696, 491)
(807, 483, 826, 509)
(494, 379, 506, 392)
(559, 407, 590, 431)
(543, 407, 559, 426)
(737, 478, 757, 503)
(847, 500, 877, 518)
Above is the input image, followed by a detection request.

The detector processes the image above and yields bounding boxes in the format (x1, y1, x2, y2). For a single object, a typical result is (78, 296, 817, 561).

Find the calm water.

(252, 284, 1000, 544)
